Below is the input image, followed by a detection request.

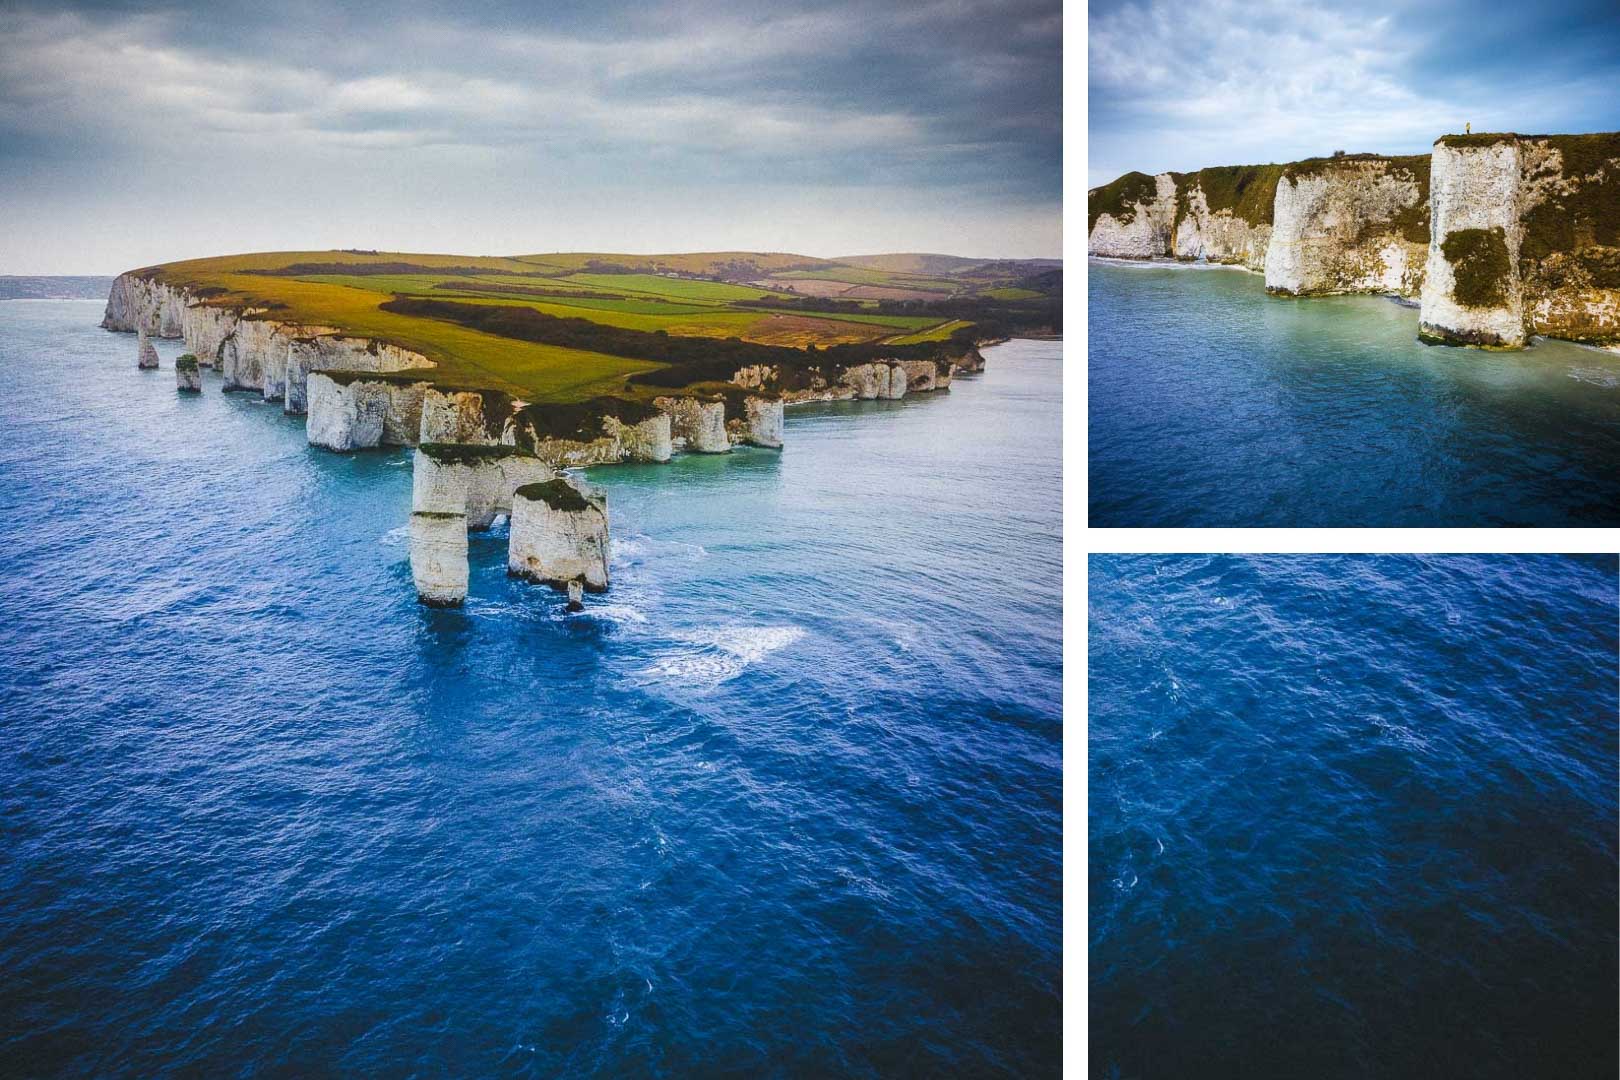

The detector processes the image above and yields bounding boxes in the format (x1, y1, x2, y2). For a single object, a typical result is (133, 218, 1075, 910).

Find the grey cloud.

(0, 0, 1060, 272)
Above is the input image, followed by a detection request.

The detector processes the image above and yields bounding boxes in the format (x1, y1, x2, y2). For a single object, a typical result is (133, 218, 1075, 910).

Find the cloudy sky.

(1090, 0, 1620, 187)
(0, 0, 1061, 274)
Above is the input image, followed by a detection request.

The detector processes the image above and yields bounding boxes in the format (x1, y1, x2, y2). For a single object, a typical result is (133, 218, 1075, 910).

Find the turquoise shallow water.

(1089, 259, 1620, 526)
(0, 302, 1061, 1076)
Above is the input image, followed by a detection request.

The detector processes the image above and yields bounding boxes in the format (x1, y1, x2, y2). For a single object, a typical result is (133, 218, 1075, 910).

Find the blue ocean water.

(0, 301, 1062, 1076)
(1091, 555, 1619, 1080)
(1088, 260, 1620, 526)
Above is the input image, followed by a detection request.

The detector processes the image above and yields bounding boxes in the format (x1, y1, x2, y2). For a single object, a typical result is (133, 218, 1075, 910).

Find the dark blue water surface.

(1088, 260, 1620, 526)
(1091, 554, 1619, 1080)
(0, 302, 1061, 1076)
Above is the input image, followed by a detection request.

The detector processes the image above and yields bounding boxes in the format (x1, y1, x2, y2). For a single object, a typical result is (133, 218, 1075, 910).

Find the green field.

(772, 267, 958, 291)
(136, 249, 1058, 405)
(886, 319, 975, 344)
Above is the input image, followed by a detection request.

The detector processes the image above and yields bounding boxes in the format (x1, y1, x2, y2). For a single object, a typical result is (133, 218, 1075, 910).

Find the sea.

(1090, 554, 1619, 1080)
(1088, 259, 1620, 526)
(0, 301, 1062, 1076)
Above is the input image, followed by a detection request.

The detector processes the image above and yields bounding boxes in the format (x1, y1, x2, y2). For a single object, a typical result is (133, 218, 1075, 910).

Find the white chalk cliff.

(1088, 130, 1620, 348)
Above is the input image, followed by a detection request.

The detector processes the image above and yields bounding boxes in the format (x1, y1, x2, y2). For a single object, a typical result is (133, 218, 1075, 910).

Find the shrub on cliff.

(1088, 172, 1159, 232)
(515, 479, 592, 513)
(1521, 132, 1620, 263)
(1443, 227, 1513, 308)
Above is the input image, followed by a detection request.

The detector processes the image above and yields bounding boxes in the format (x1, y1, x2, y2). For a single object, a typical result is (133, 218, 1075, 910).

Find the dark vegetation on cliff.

(515, 479, 593, 513)
(1443, 228, 1513, 308)
(1177, 164, 1285, 229)
(511, 397, 662, 443)
(1436, 132, 1520, 149)
(1521, 133, 1620, 278)
(1088, 172, 1159, 231)
(418, 442, 534, 465)
(378, 297, 1001, 396)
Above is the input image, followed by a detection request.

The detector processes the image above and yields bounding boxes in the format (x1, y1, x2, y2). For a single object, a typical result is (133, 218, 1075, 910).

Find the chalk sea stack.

(508, 479, 610, 593)
(409, 510, 469, 607)
(412, 442, 553, 529)
(175, 353, 201, 392)
(137, 329, 159, 369)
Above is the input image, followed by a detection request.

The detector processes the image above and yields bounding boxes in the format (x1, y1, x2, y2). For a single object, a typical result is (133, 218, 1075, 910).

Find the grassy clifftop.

(134, 249, 1059, 405)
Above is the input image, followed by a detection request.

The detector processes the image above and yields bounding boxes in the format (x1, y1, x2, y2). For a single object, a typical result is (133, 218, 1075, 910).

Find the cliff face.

(1169, 166, 1281, 270)
(1420, 132, 1620, 347)
(1091, 131, 1620, 348)
(1420, 139, 1526, 346)
(1087, 172, 1180, 258)
(654, 397, 730, 453)
(1266, 156, 1428, 297)
(105, 273, 436, 412)
(306, 372, 431, 452)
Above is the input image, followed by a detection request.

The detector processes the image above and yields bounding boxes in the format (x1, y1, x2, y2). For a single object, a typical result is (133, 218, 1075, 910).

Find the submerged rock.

(410, 510, 469, 607)
(175, 353, 201, 392)
(137, 330, 159, 370)
(508, 479, 609, 592)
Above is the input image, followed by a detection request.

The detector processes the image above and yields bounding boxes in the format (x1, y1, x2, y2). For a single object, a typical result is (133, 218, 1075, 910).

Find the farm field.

(135, 249, 1059, 404)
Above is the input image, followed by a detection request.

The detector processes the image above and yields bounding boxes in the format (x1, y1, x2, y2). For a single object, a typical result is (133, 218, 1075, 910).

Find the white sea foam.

(642, 625, 807, 688)
(613, 533, 707, 565)
(587, 603, 649, 626)
(379, 525, 409, 547)
(1566, 366, 1620, 389)
(1370, 714, 1429, 752)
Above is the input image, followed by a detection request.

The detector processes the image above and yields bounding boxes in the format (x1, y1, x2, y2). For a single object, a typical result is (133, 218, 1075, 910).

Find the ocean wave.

(612, 532, 707, 566)
(1565, 366, 1620, 389)
(641, 625, 806, 689)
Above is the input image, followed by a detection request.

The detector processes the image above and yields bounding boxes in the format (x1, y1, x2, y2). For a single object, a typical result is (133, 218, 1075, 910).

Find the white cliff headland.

(100, 259, 1032, 609)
